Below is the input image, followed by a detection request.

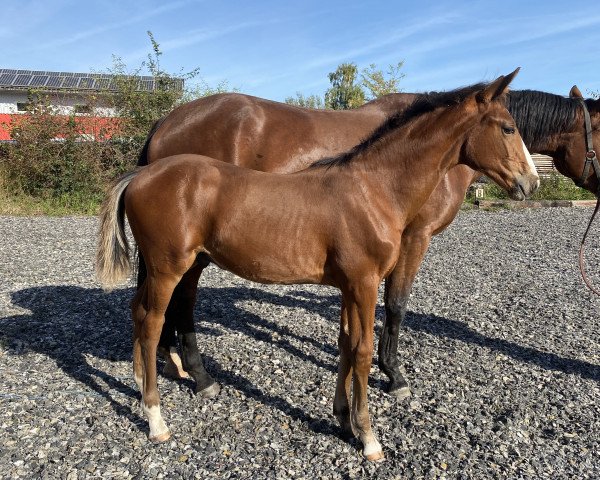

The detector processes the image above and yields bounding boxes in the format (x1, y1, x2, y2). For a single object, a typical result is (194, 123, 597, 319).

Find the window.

(16, 102, 29, 112)
(73, 104, 91, 114)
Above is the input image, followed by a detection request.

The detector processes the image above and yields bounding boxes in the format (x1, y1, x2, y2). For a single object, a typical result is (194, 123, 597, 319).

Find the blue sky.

(3, 0, 600, 101)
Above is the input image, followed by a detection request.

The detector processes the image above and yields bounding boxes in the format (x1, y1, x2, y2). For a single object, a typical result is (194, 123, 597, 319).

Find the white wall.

(0, 90, 115, 116)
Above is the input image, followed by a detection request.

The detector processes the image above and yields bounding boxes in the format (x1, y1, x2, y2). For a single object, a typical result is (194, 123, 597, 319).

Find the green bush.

(0, 96, 136, 203)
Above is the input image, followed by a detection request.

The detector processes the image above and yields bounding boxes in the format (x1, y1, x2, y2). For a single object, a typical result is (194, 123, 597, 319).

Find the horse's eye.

(502, 126, 515, 134)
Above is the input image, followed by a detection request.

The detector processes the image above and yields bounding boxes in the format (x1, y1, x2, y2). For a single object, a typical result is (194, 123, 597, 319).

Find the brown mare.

(97, 72, 539, 460)
(139, 81, 600, 401)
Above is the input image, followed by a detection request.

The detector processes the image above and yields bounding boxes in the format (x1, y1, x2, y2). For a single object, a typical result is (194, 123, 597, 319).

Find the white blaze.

(522, 140, 538, 177)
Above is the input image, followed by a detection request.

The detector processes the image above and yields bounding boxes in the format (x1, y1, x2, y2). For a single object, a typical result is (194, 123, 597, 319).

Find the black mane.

(310, 82, 488, 169)
(507, 90, 582, 150)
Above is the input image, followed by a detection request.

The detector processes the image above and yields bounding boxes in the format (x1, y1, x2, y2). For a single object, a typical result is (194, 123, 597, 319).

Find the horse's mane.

(506, 90, 582, 150)
(310, 82, 488, 169)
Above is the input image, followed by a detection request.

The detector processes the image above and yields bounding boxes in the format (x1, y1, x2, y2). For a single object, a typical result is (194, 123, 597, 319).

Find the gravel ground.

(1, 208, 599, 479)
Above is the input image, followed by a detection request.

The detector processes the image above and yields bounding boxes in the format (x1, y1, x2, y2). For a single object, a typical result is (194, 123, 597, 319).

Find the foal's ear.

(569, 85, 583, 99)
(478, 67, 520, 104)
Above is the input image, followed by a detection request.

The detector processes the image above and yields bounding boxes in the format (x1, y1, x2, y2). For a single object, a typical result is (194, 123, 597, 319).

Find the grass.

(0, 175, 101, 216)
(467, 173, 595, 203)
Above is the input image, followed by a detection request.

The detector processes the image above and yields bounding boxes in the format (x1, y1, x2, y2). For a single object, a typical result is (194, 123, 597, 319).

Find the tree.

(361, 61, 405, 99)
(284, 92, 325, 109)
(324, 63, 365, 110)
(107, 31, 198, 139)
(107, 31, 237, 138)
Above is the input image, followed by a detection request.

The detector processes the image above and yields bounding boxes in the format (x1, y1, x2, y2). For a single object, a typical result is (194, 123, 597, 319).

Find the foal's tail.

(95, 169, 141, 290)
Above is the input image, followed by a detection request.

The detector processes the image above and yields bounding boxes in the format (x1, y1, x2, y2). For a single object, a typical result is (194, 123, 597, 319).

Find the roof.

(0, 68, 184, 93)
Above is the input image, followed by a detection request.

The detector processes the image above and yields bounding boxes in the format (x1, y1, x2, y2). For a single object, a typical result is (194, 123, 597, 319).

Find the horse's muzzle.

(509, 174, 540, 201)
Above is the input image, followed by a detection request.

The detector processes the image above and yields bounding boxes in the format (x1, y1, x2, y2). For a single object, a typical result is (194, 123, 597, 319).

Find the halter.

(575, 99, 600, 191)
(576, 98, 600, 295)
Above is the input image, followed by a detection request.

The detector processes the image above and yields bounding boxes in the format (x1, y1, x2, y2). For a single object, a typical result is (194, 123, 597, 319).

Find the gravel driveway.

(1, 208, 599, 479)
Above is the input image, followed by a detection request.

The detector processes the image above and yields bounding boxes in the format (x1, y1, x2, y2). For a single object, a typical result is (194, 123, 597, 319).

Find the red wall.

(0, 114, 121, 141)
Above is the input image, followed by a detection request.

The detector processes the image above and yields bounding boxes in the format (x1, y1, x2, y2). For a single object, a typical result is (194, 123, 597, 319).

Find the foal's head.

(461, 69, 539, 200)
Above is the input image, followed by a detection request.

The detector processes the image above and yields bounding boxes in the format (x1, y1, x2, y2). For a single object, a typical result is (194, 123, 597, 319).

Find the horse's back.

(145, 93, 410, 172)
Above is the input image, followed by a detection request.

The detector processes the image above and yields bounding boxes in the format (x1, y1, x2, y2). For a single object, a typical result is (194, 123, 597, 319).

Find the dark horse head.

(507, 86, 600, 195)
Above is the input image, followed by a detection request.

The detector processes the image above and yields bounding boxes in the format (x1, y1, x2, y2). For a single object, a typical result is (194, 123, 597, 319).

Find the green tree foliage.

(320, 61, 405, 109)
(324, 63, 365, 110)
(107, 31, 236, 139)
(107, 31, 199, 140)
(284, 92, 325, 109)
(361, 61, 405, 99)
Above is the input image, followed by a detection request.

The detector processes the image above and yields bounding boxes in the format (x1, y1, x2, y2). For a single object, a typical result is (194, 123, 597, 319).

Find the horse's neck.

(353, 108, 475, 214)
(359, 93, 418, 116)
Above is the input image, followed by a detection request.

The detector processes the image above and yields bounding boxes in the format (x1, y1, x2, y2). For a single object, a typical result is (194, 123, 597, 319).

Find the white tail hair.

(95, 169, 141, 290)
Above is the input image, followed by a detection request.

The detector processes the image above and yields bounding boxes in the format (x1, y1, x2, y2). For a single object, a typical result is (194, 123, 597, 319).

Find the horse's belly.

(206, 247, 326, 286)
(210, 254, 323, 285)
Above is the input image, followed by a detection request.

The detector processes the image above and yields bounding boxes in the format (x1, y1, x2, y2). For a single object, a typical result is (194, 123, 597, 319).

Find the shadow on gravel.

(3, 285, 598, 439)
(1, 285, 142, 426)
(400, 311, 600, 381)
(0, 284, 351, 442)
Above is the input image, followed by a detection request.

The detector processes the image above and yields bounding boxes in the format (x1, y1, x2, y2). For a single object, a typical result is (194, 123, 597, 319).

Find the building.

(0, 68, 183, 140)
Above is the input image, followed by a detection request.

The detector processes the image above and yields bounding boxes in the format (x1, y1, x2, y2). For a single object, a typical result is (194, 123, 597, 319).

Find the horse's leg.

(140, 249, 183, 379)
(378, 229, 431, 400)
(133, 271, 182, 442)
(174, 257, 220, 397)
(344, 280, 384, 461)
(333, 300, 353, 437)
(144, 248, 184, 380)
(131, 281, 148, 393)
(158, 318, 184, 378)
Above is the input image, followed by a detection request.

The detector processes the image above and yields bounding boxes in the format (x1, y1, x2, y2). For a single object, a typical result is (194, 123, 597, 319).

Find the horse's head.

(461, 69, 539, 200)
(551, 85, 600, 196)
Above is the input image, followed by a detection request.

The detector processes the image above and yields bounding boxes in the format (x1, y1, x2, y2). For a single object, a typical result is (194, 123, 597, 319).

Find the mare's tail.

(95, 169, 142, 290)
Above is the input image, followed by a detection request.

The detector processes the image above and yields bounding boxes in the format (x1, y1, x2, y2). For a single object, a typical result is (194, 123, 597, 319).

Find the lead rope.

(579, 197, 600, 295)
(576, 99, 600, 296)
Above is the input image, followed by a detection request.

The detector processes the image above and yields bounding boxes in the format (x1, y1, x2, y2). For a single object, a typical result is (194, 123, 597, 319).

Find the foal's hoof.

(365, 450, 385, 462)
(362, 439, 385, 462)
(389, 386, 411, 402)
(149, 430, 171, 443)
(196, 382, 220, 398)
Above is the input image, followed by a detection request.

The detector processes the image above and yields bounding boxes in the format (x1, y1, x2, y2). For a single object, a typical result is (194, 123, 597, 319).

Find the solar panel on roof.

(30, 75, 49, 87)
(95, 78, 110, 90)
(78, 77, 94, 88)
(139, 79, 153, 91)
(63, 77, 78, 88)
(0, 68, 183, 91)
(0, 73, 16, 85)
(14, 74, 32, 85)
(46, 76, 64, 88)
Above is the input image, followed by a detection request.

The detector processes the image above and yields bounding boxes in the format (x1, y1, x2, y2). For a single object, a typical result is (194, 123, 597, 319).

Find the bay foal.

(97, 71, 538, 460)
